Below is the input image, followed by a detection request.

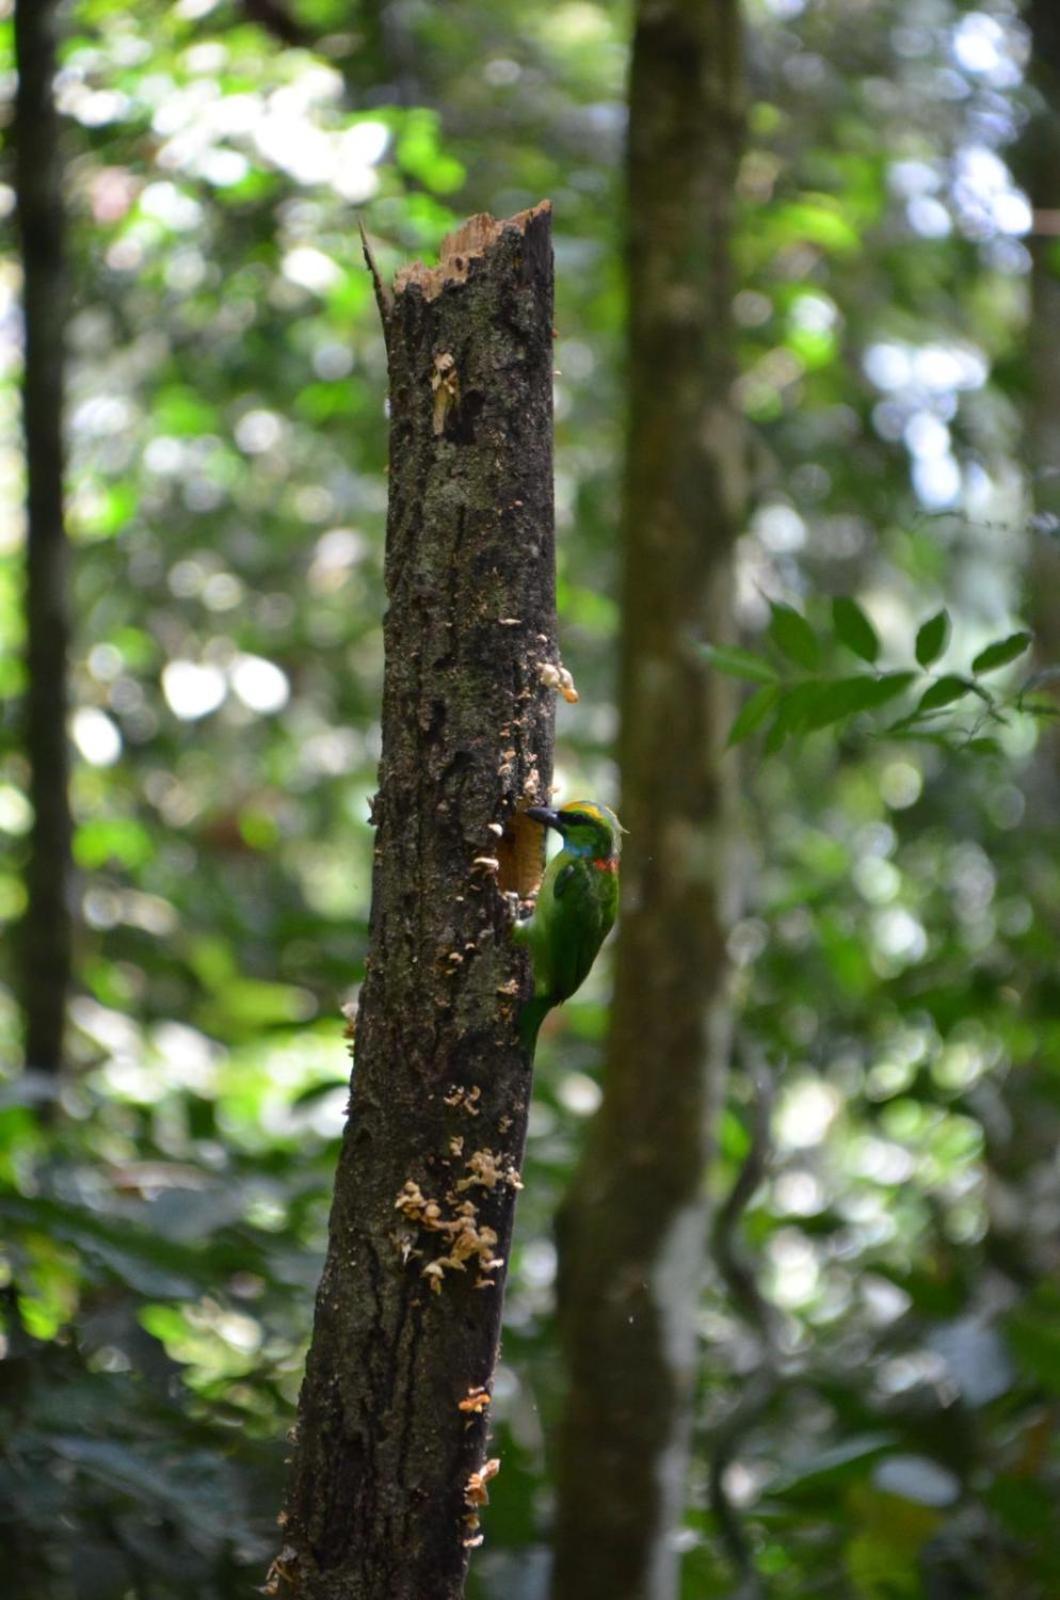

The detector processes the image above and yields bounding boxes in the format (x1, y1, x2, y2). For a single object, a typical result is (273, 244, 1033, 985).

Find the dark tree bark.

(14, 0, 73, 1077)
(1024, 0, 1060, 671)
(551, 5, 746, 1598)
(277, 205, 557, 1600)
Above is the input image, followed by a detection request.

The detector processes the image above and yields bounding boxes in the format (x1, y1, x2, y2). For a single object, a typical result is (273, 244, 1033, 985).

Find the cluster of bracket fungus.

(443, 1083, 482, 1115)
(393, 1173, 507, 1294)
(538, 658, 579, 704)
(454, 1147, 523, 1194)
(458, 1385, 491, 1416)
(462, 1457, 501, 1548)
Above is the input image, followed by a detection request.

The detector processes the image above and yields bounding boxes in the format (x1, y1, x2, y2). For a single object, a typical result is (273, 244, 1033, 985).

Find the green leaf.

(201, 978, 317, 1030)
(764, 713, 787, 754)
(772, 680, 826, 735)
(71, 480, 138, 542)
(787, 325, 837, 371)
(832, 597, 879, 664)
(771, 199, 861, 255)
(727, 683, 779, 746)
(971, 631, 1032, 674)
(801, 682, 865, 732)
(769, 602, 819, 670)
(915, 675, 974, 713)
(396, 109, 467, 195)
(74, 817, 155, 872)
(802, 672, 916, 729)
(0, 1195, 205, 1298)
(852, 671, 918, 708)
(700, 643, 779, 684)
(154, 384, 218, 437)
(760, 673, 916, 743)
(915, 610, 949, 667)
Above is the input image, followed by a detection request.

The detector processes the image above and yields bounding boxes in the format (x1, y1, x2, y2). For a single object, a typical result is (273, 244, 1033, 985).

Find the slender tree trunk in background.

(278, 205, 557, 1600)
(1024, 0, 1060, 674)
(551, 6, 746, 1600)
(14, 0, 73, 1078)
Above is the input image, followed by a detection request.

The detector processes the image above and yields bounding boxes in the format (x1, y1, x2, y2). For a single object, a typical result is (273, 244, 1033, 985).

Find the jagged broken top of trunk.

(394, 201, 552, 302)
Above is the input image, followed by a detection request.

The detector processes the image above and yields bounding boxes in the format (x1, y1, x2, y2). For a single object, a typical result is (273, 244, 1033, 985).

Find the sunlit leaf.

(772, 198, 861, 255)
(787, 325, 837, 370)
(154, 384, 218, 436)
(74, 817, 155, 871)
(396, 108, 467, 195)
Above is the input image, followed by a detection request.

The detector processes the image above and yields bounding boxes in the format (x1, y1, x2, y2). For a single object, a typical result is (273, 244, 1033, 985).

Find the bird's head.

(524, 800, 624, 862)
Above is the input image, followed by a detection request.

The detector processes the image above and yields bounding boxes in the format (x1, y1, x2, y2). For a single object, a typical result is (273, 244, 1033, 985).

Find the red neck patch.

(592, 856, 619, 873)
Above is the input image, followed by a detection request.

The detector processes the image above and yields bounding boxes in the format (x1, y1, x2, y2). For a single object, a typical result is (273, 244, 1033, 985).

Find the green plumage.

(512, 801, 622, 1052)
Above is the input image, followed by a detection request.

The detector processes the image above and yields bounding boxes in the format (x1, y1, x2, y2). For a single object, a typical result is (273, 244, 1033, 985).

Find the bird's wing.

(549, 863, 608, 1000)
(552, 862, 577, 900)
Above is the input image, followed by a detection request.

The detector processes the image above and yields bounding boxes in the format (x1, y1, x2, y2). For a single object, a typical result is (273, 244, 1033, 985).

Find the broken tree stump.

(278, 202, 557, 1600)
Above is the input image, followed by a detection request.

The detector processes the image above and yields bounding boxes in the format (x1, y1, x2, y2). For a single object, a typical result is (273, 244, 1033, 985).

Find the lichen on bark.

(278, 203, 556, 1600)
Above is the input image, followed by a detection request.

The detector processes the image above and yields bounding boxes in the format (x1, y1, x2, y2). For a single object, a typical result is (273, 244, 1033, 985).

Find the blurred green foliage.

(1, 0, 1059, 1596)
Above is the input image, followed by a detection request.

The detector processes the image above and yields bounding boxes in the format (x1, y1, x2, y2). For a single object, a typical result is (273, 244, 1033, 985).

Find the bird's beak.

(525, 805, 564, 833)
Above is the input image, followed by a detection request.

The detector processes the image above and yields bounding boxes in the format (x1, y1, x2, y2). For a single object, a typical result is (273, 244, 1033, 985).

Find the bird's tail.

(518, 995, 551, 1056)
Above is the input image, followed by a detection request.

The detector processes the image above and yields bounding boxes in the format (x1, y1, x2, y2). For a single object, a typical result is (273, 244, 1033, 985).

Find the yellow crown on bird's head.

(525, 800, 625, 860)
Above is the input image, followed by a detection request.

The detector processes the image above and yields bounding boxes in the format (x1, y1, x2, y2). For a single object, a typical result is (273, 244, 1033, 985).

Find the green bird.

(512, 800, 623, 1052)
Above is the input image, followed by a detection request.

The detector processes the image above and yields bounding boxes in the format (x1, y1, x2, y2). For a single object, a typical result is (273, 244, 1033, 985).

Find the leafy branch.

(704, 598, 1057, 755)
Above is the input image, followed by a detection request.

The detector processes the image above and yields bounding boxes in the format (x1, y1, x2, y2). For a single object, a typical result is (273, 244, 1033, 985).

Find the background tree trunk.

(279, 205, 557, 1600)
(551, 4, 746, 1598)
(14, 0, 73, 1078)
(1025, 0, 1060, 675)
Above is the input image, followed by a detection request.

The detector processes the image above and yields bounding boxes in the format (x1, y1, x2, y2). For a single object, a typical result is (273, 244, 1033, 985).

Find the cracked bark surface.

(279, 204, 556, 1600)
(551, 5, 746, 1598)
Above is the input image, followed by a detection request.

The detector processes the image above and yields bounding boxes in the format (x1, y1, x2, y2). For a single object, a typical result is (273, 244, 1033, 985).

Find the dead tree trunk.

(551, 4, 746, 1598)
(14, 0, 73, 1077)
(278, 205, 557, 1600)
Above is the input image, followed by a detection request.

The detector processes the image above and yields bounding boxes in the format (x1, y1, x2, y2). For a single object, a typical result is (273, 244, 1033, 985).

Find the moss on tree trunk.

(551, 4, 746, 1597)
(278, 204, 556, 1600)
